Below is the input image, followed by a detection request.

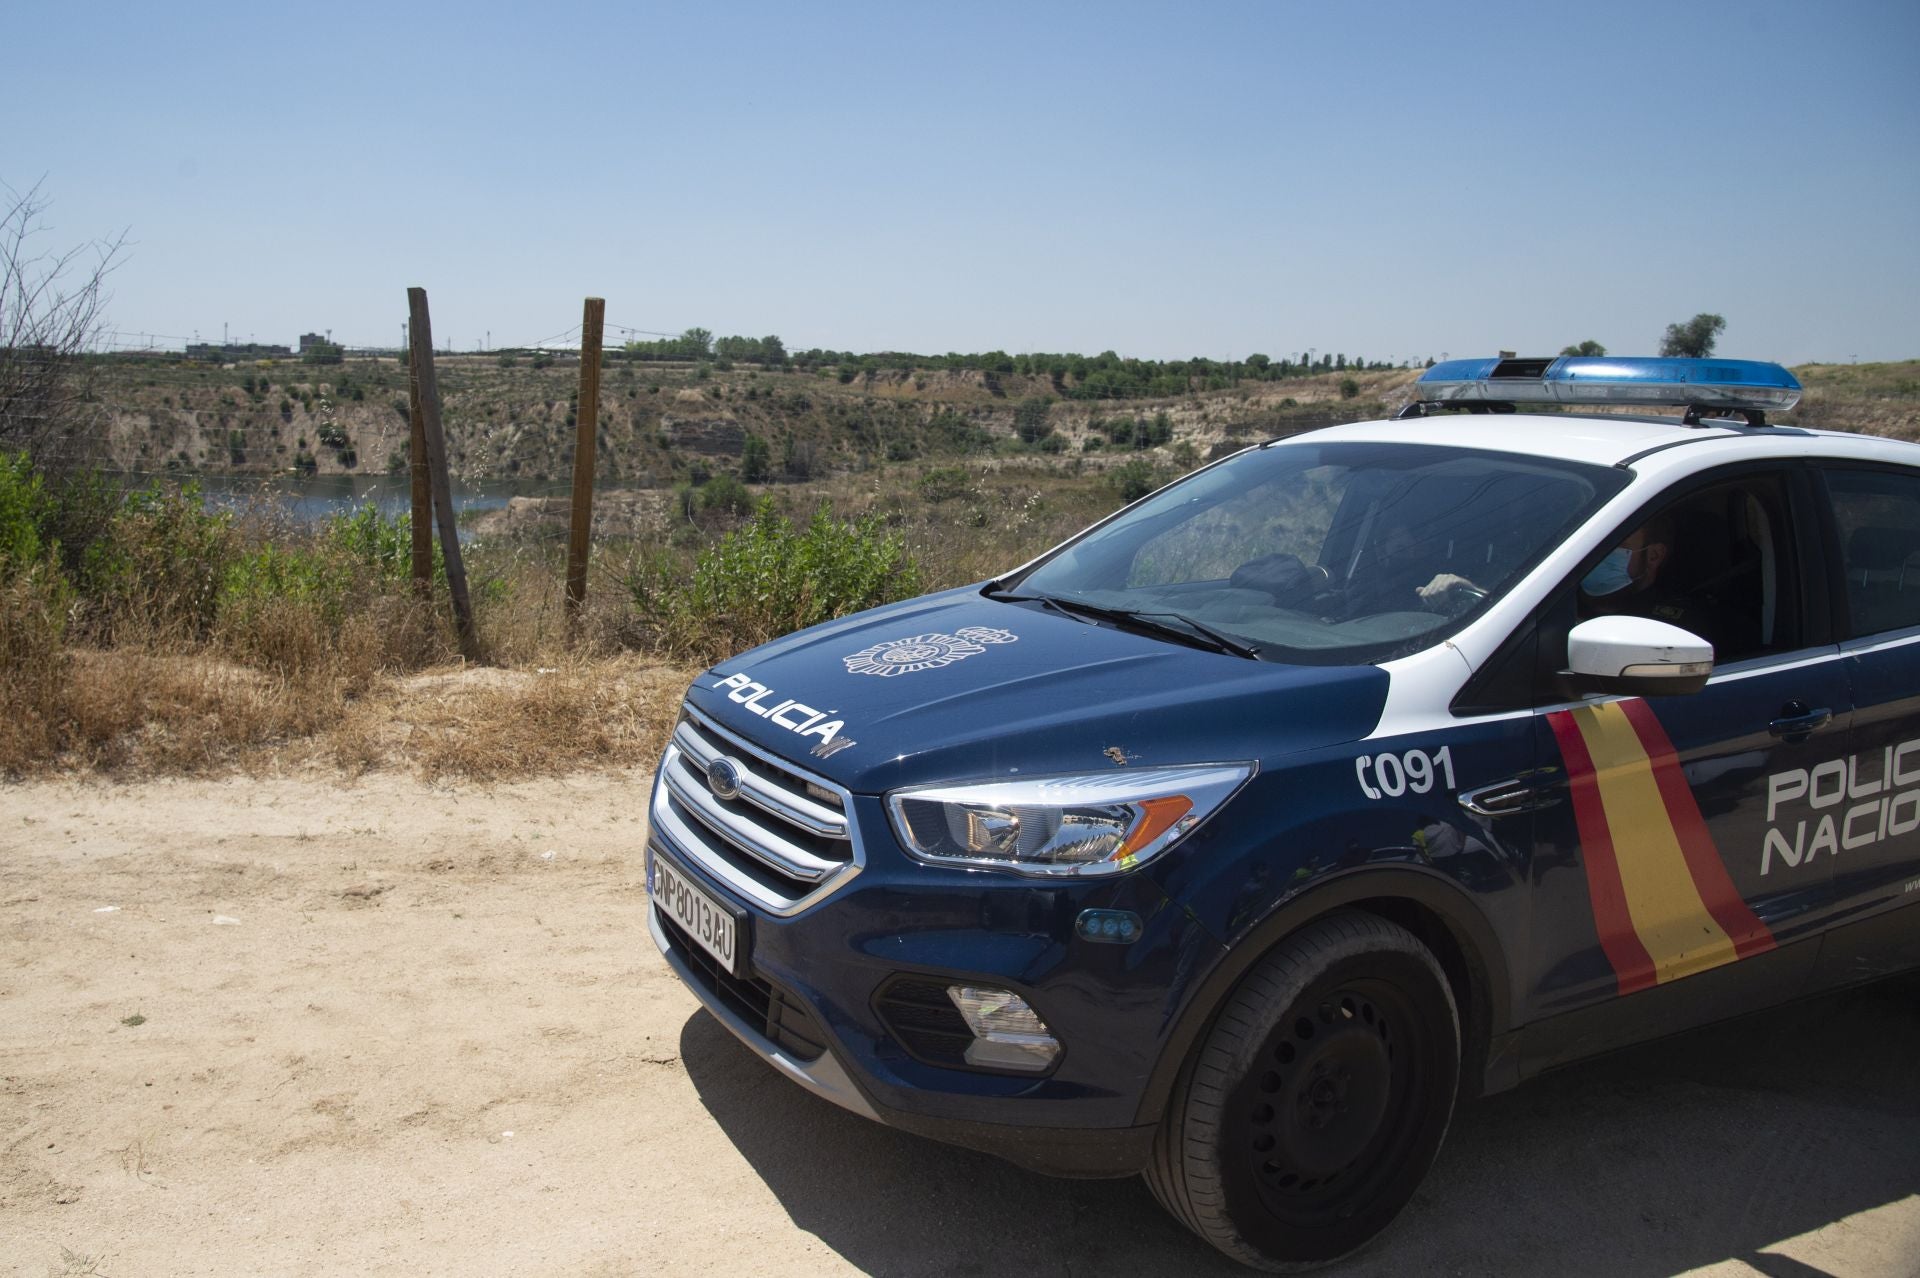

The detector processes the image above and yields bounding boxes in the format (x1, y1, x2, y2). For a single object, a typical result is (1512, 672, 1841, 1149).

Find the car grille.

(650, 705, 862, 915)
(657, 913, 827, 1062)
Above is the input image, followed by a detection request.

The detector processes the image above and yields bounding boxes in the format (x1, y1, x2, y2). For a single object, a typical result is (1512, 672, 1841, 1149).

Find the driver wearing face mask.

(1580, 511, 1730, 652)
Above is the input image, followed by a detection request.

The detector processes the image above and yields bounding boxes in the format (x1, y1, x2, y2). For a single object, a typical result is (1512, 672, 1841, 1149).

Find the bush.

(40, 468, 124, 584)
(0, 565, 74, 773)
(1015, 397, 1054, 445)
(79, 481, 236, 643)
(1104, 412, 1175, 450)
(221, 542, 350, 621)
(699, 472, 753, 517)
(1110, 458, 1164, 504)
(915, 465, 970, 503)
(627, 499, 921, 660)
(325, 503, 415, 581)
(1339, 376, 1360, 400)
(0, 450, 50, 571)
(741, 433, 772, 482)
(216, 505, 429, 676)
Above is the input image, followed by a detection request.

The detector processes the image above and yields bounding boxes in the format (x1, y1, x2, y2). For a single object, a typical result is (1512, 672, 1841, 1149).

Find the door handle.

(1459, 770, 1565, 818)
(1768, 704, 1832, 739)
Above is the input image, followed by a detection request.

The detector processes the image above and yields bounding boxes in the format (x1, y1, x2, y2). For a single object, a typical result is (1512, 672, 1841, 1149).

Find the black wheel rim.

(1241, 977, 1428, 1225)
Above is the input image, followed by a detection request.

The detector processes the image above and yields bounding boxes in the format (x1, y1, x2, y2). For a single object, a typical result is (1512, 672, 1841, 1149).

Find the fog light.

(946, 985, 1061, 1072)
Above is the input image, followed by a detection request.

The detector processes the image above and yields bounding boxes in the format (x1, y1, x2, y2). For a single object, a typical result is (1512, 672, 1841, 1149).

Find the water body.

(184, 473, 573, 524)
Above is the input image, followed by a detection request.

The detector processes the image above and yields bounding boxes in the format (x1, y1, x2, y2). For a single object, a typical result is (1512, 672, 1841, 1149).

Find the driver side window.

(1456, 471, 1805, 715)
(1576, 476, 1799, 665)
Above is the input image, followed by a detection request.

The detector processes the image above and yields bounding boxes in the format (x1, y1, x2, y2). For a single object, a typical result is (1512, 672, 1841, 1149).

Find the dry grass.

(0, 516, 687, 780)
(338, 657, 697, 782)
(1, 646, 695, 782)
(1794, 360, 1920, 441)
(19, 651, 330, 774)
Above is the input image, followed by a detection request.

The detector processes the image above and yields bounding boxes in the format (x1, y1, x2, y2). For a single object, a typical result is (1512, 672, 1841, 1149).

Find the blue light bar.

(1416, 356, 1801, 412)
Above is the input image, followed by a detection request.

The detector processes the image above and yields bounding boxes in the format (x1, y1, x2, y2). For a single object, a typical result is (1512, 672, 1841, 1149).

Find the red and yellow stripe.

(1547, 700, 1774, 995)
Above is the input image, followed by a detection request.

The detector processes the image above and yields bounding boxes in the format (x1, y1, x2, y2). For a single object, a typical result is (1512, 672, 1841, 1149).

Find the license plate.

(652, 851, 746, 977)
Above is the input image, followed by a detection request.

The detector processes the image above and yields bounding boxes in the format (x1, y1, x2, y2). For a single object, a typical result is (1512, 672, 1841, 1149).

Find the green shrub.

(216, 506, 430, 674)
(628, 499, 921, 660)
(700, 472, 753, 517)
(669, 482, 698, 522)
(1110, 458, 1164, 504)
(0, 450, 50, 573)
(741, 433, 772, 482)
(915, 466, 970, 503)
(222, 542, 349, 615)
(40, 468, 124, 584)
(1104, 415, 1171, 449)
(1015, 397, 1054, 445)
(81, 481, 236, 643)
(325, 503, 414, 581)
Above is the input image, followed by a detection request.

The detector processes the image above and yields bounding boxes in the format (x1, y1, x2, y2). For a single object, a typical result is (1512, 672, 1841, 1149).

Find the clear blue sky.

(8, 0, 1917, 364)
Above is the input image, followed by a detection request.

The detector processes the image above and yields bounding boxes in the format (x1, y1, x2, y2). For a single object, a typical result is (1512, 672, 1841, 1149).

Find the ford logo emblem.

(707, 757, 744, 801)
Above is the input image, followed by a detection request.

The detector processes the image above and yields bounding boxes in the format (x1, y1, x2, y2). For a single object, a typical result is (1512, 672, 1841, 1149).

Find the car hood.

(682, 586, 1391, 793)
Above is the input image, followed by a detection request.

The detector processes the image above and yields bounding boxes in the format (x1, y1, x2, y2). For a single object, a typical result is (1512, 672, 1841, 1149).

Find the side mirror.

(1561, 616, 1713, 697)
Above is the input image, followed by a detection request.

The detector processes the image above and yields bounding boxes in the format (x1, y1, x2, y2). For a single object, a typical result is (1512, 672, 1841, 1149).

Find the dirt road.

(4, 774, 1917, 1277)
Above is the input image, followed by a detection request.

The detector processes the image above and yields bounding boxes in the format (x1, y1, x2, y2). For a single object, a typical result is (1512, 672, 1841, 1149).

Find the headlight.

(887, 764, 1253, 877)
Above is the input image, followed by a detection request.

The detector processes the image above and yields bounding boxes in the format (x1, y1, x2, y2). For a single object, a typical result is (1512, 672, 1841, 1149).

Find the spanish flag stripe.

(1617, 699, 1777, 959)
(1574, 703, 1742, 983)
(1546, 709, 1658, 994)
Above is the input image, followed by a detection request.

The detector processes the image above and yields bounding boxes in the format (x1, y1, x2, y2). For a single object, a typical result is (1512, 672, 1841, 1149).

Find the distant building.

(298, 332, 331, 355)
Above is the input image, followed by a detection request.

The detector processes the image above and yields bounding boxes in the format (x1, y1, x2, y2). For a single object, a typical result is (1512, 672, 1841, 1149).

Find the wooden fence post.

(566, 297, 605, 631)
(407, 346, 432, 596)
(405, 287, 478, 661)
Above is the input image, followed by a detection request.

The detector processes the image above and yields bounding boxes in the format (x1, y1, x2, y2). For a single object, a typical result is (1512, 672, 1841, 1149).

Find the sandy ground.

(3, 772, 1918, 1278)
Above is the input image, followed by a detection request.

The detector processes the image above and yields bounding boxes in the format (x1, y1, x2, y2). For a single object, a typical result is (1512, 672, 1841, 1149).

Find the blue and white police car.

(646, 355, 1920, 1269)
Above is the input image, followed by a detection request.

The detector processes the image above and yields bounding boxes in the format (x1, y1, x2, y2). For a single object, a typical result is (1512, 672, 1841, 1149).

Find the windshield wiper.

(1043, 598, 1263, 660)
(982, 585, 1073, 616)
(985, 586, 1261, 659)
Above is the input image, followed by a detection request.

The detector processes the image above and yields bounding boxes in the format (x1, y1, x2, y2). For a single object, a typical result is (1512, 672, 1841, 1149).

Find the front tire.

(1146, 911, 1460, 1271)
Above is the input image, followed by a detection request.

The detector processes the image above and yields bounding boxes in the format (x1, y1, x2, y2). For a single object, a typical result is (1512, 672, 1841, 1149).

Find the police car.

(645, 355, 1920, 1270)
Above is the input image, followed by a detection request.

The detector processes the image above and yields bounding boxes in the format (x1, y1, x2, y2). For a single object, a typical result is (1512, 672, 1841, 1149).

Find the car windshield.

(1008, 440, 1626, 665)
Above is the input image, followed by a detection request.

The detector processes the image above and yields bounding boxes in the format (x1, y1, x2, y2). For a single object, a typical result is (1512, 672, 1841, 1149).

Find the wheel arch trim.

(1139, 867, 1516, 1128)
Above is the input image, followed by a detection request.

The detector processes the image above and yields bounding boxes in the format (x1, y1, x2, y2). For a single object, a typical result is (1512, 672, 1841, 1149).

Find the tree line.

(617, 327, 1405, 397)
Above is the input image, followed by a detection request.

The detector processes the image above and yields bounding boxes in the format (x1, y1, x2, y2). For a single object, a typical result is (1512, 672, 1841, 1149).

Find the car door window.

(1824, 468, 1920, 638)
(1814, 465, 1920, 982)
(1575, 476, 1800, 664)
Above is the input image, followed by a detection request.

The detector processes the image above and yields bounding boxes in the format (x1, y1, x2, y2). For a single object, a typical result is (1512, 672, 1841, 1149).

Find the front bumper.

(650, 902, 1158, 1176)
(648, 905, 880, 1120)
(645, 703, 1234, 1179)
(644, 825, 1213, 1177)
